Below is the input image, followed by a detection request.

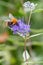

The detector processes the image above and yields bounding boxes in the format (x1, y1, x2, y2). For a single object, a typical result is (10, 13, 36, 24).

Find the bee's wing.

(4, 19, 11, 22)
(0, 16, 10, 22)
(9, 13, 14, 19)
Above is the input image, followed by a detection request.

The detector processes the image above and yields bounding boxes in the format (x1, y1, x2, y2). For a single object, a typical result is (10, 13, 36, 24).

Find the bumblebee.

(6, 14, 18, 27)
(8, 18, 18, 27)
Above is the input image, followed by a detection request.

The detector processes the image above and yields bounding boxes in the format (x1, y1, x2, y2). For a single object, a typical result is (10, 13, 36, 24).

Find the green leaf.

(29, 33, 43, 39)
(33, 9, 43, 13)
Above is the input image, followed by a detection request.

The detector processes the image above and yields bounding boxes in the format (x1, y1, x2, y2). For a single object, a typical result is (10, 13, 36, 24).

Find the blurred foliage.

(0, 0, 43, 65)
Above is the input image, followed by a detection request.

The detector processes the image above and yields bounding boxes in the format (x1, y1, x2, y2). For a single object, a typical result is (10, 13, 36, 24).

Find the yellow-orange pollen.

(11, 18, 17, 24)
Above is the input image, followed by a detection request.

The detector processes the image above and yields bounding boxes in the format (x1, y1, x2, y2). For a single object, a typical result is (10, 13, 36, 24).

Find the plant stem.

(24, 35, 28, 65)
(24, 11, 32, 65)
(28, 38, 33, 57)
(27, 12, 37, 65)
(28, 10, 32, 25)
(27, 10, 33, 58)
(24, 35, 27, 59)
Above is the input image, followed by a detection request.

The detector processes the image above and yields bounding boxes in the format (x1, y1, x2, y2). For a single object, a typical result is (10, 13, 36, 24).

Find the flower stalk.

(24, 7, 33, 65)
(28, 10, 32, 25)
(24, 35, 27, 60)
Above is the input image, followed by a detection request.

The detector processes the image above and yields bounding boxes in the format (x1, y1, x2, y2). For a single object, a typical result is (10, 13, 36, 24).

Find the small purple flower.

(9, 19, 30, 36)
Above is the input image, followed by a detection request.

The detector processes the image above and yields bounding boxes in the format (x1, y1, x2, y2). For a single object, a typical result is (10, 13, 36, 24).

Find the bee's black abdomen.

(8, 21, 19, 27)
(8, 22, 13, 27)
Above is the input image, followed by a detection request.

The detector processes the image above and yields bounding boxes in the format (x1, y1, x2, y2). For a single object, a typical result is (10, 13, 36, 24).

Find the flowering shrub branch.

(0, 1, 43, 65)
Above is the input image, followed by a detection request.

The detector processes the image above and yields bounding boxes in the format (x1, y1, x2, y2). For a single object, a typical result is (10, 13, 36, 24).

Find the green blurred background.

(0, 0, 43, 65)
